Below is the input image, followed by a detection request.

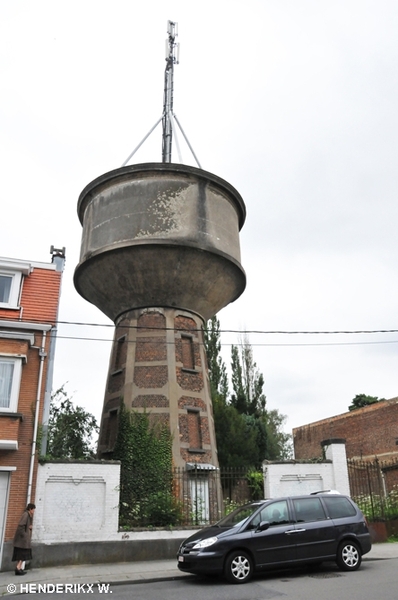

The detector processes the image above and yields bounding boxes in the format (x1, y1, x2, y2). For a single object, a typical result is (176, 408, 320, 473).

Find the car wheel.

(336, 541, 361, 571)
(224, 550, 254, 584)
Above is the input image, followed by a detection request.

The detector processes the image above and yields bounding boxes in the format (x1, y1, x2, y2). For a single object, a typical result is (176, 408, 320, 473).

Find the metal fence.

(120, 458, 398, 529)
(348, 457, 398, 522)
(119, 466, 259, 530)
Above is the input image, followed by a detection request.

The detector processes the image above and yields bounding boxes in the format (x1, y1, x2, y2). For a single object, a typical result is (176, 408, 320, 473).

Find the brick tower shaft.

(98, 308, 218, 466)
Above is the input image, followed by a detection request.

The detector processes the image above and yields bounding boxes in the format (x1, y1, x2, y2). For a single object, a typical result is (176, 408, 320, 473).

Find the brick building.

(293, 396, 398, 461)
(0, 248, 64, 565)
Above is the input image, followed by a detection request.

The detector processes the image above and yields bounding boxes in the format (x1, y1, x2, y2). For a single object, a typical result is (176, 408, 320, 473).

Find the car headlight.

(193, 536, 218, 550)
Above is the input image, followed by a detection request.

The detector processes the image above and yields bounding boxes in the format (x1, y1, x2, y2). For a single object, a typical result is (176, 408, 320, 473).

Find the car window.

(251, 500, 290, 527)
(322, 496, 357, 519)
(292, 497, 326, 522)
(218, 503, 264, 527)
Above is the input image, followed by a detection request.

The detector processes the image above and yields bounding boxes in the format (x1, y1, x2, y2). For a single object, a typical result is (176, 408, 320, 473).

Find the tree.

(203, 320, 293, 467)
(203, 316, 228, 400)
(348, 394, 384, 412)
(212, 397, 255, 467)
(229, 335, 293, 462)
(45, 385, 99, 459)
(264, 409, 293, 460)
(230, 336, 266, 417)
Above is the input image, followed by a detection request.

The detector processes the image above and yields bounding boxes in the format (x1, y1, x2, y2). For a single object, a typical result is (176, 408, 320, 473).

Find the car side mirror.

(256, 520, 270, 532)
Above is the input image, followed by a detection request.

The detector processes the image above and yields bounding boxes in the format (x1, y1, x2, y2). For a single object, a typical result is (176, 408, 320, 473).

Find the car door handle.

(285, 528, 306, 534)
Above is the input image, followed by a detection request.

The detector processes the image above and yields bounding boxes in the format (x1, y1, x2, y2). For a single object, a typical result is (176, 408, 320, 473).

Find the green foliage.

(230, 344, 247, 413)
(223, 498, 242, 515)
(113, 405, 182, 527)
(46, 385, 98, 459)
(245, 468, 264, 500)
(203, 317, 229, 399)
(354, 486, 398, 522)
(230, 339, 266, 416)
(213, 395, 260, 467)
(203, 321, 293, 468)
(348, 393, 384, 411)
(264, 409, 293, 460)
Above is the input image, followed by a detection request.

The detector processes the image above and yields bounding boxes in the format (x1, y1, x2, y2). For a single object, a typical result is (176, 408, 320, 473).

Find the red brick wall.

(0, 333, 53, 540)
(0, 264, 62, 541)
(293, 397, 398, 460)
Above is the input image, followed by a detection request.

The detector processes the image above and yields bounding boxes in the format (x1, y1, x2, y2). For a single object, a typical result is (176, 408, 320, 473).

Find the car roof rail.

(310, 489, 341, 495)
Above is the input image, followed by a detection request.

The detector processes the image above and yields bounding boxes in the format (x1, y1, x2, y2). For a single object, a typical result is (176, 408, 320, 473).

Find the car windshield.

(216, 502, 264, 528)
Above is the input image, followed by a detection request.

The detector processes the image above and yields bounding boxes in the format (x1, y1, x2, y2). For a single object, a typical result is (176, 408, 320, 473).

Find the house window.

(181, 335, 195, 370)
(0, 357, 22, 412)
(0, 271, 22, 309)
(0, 275, 12, 303)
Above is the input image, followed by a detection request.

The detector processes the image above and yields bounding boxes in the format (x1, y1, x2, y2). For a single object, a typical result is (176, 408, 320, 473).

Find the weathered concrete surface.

(74, 163, 246, 322)
(1, 535, 189, 570)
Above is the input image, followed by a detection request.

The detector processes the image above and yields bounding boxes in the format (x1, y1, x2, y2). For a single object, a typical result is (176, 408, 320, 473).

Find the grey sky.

(1, 0, 397, 435)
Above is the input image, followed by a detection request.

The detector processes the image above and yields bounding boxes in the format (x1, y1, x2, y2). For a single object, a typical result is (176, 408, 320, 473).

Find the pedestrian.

(12, 503, 36, 575)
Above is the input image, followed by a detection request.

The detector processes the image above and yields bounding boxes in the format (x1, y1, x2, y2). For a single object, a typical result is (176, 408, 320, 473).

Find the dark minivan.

(177, 493, 371, 583)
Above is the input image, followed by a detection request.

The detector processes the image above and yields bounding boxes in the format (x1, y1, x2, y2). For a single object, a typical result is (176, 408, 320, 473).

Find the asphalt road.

(17, 558, 397, 600)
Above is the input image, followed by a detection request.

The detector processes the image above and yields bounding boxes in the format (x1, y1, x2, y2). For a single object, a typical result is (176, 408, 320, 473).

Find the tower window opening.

(104, 409, 118, 448)
(187, 408, 202, 451)
(181, 335, 195, 371)
(113, 335, 126, 373)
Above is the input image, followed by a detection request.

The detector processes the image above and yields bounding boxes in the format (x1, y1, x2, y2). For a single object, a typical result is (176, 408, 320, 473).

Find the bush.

(145, 492, 184, 527)
(354, 486, 398, 522)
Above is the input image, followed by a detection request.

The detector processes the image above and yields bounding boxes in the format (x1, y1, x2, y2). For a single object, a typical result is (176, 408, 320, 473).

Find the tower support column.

(98, 307, 219, 469)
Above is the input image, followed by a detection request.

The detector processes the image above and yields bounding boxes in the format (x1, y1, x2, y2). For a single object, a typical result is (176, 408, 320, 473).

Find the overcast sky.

(1, 0, 398, 438)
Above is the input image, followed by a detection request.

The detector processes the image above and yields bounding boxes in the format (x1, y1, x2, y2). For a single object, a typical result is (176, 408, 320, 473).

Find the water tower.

(74, 22, 246, 469)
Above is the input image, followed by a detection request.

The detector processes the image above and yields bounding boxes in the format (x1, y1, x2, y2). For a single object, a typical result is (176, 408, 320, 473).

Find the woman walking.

(12, 503, 36, 575)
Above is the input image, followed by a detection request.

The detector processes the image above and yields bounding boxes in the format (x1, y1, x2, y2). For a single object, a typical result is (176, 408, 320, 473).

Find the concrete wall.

(263, 440, 350, 498)
(1, 460, 198, 571)
(32, 461, 120, 544)
(2, 530, 196, 570)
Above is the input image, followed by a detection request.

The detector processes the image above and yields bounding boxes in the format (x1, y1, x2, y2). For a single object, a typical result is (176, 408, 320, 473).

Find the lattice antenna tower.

(122, 21, 200, 168)
(162, 21, 179, 162)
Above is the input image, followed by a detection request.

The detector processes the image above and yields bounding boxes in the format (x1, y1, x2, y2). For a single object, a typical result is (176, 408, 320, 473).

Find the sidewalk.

(0, 543, 397, 596)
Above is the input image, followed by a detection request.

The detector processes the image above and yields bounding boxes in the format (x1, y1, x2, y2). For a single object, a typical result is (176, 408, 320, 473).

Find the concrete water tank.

(74, 162, 246, 322)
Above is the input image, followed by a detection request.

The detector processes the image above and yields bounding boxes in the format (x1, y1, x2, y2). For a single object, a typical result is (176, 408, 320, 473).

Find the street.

(16, 558, 397, 600)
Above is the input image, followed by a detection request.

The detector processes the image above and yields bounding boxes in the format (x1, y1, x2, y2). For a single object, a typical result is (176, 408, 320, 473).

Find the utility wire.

(2, 316, 398, 336)
(3, 316, 398, 345)
(50, 333, 398, 348)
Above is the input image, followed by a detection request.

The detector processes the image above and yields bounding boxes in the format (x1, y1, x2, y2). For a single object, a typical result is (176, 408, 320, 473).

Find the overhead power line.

(50, 333, 398, 348)
(54, 322, 398, 336)
(2, 316, 398, 336)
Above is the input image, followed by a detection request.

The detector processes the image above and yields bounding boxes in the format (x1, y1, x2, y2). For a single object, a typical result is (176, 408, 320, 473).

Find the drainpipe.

(26, 330, 47, 505)
(40, 246, 65, 455)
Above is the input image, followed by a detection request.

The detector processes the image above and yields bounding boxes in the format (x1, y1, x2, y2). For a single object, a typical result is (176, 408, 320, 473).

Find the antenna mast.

(122, 21, 201, 167)
(162, 21, 179, 163)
